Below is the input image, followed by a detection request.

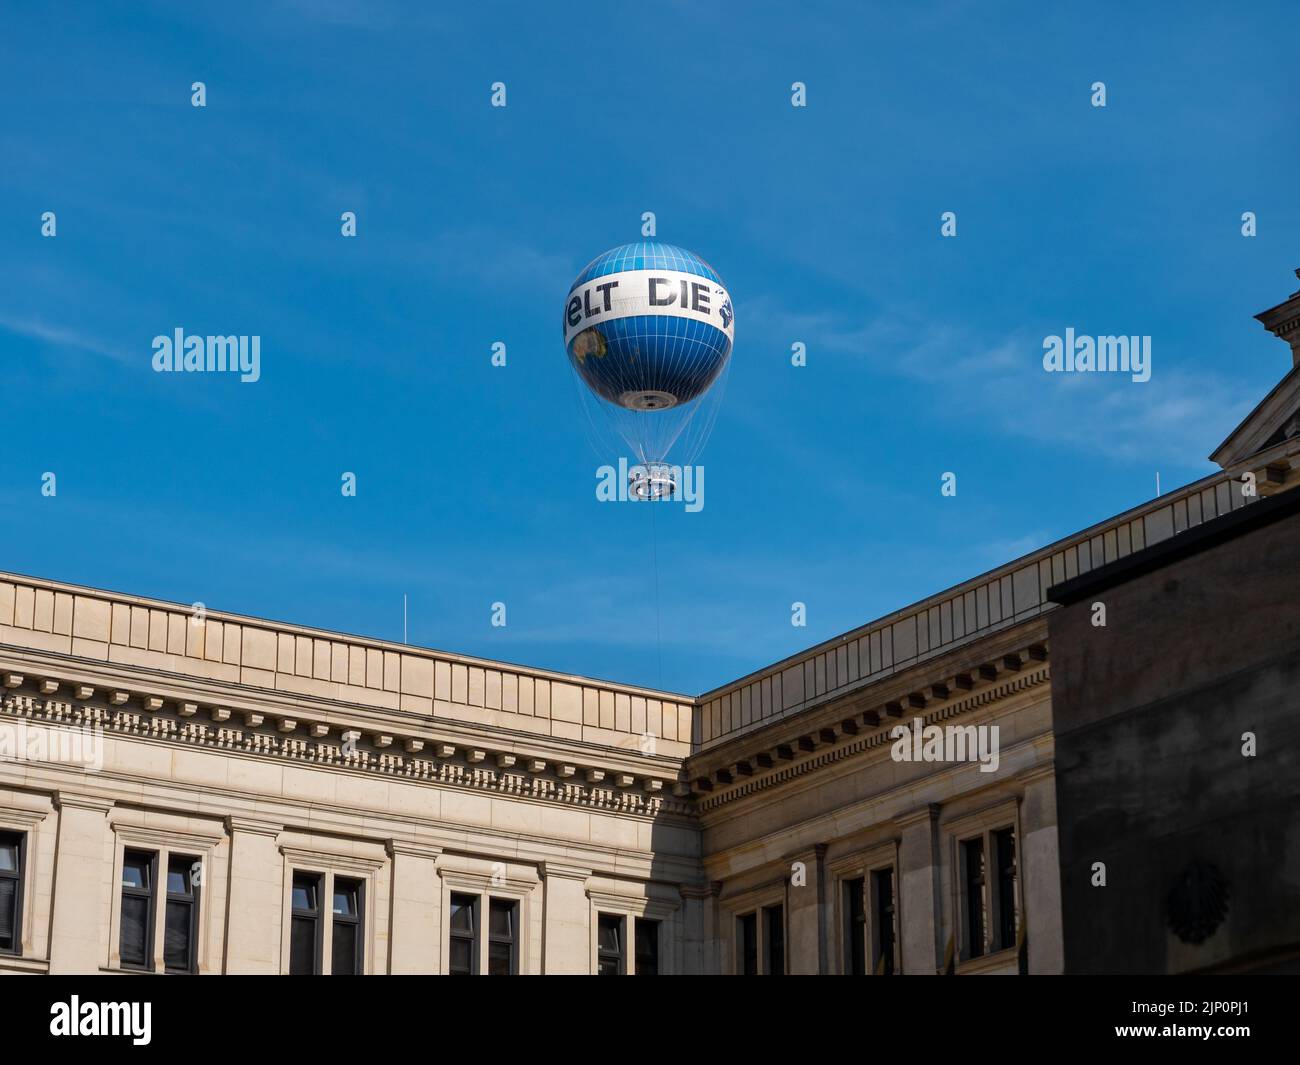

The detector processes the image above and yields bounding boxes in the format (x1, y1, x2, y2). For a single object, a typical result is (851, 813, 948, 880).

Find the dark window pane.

(292, 874, 318, 913)
(449, 937, 474, 976)
(487, 899, 516, 976)
(874, 868, 895, 975)
(449, 893, 478, 975)
(329, 877, 363, 975)
(333, 880, 359, 917)
(598, 914, 622, 954)
(120, 895, 150, 967)
(0, 878, 15, 950)
(488, 899, 514, 938)
(597, 914, 624, 975)
(764, 906, 784, 975)
(164, 899, 193, 972)
(995, 828, 1017, 951)
(450, 894, 476, 934)
(167, 856, 196, 897)
(488, 939, 513, 976)
(332, 921, 358, 975)
(964, 837, 986, 959)
(0, 833, 19, 955)
(845, 877, 865, 975)
(290, 915, 317, 974)
(739, 913, 757, 976)
(635, 918, 659, 976)
(122, 853, 151, 890)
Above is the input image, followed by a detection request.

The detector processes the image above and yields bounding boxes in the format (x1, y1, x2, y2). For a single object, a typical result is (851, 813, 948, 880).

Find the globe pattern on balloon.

(563, 242, 734, 410)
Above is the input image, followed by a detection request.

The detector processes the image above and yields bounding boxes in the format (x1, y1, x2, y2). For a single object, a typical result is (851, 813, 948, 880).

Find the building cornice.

(687, 630, 1048, 799)
(693, 657, 1050, 815)
(0, 671, 694, 822)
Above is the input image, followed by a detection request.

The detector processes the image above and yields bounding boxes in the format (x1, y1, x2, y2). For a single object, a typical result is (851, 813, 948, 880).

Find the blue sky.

(1, 1, 1296, 696)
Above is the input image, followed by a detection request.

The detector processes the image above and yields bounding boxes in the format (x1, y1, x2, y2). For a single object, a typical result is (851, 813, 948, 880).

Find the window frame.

(448, 891, 480, 976)
(278, 844, 384, 976)
(438, 862, 537, 976)
(828, 840, 900, 975)
(732, 907, 789, 974)
(720, 880, 785, 976)
(634, 915, 661, 976)
(0, 796, 53, 968)
(0, 830, 26, 957)
(596, 912, 625, 975)
(162, 852, 202, 975)
(107, 817, 223, 975)
(947, 800, 1022, 972)
(486, 896, 519, 977)
(330, 875, 365, 977)
(587, 884, 680, 975)
(118, 849, 158, 972)
(289, 871, 325, 976)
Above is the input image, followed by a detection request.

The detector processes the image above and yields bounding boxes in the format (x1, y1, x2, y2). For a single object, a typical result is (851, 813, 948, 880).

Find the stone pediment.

(1210, 363, 1300, 469)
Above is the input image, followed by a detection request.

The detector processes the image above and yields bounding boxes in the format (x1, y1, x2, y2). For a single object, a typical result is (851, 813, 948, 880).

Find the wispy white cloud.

(740, 297, 1254, 465)
(0, 314, 131, 365)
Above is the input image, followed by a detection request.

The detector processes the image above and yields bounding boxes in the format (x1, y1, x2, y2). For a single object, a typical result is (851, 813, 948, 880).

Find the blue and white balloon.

(564, 242, 734, 410)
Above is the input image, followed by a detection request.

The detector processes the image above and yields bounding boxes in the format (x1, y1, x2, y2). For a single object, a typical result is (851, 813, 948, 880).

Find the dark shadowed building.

(1048, 487, 1300, 973)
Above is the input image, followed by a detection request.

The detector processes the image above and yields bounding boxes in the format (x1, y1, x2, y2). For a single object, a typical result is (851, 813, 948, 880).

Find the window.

(114, 841, 211, 974)
(763, 905, 785, 975)
(597, 914, 624, 975)
(959, 826, 1018, 960)
(449, 893, 478, 975)
(737, 912, 758, 975)
(588, 896, 675, 975)
(994, 827, 1018, 952)
(332, 877, 363, 976)
(872, 867, 896, 975)
(962, 837, 986, 959)
(634, 918, 659, 976)
(0, 832, 22, 956)
(446, 890, 523, 975)
(164, 855, 200, 974)
(488, 898, 518, 976)
(844, 876, 866, 975)
(290, 873, 323, 975)
(119, 850, 156, 970)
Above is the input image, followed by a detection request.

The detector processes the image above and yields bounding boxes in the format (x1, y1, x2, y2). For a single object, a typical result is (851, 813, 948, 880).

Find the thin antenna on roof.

(1155, 471, 1162, 496)
(403, 595, 408, 644)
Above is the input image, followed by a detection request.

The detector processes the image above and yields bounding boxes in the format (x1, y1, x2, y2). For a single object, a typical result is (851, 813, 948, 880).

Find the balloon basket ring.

(629, 464, 677, 501)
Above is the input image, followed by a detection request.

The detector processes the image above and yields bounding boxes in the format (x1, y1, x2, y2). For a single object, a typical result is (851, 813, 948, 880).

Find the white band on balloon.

(564, 269, 735, 347)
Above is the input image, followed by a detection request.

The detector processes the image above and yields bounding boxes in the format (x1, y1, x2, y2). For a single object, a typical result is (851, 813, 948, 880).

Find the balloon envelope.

(564, 242, 734, 410)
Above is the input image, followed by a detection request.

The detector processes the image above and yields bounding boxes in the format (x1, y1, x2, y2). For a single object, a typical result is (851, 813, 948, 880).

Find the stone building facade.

(2, 277, 1298, 975)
